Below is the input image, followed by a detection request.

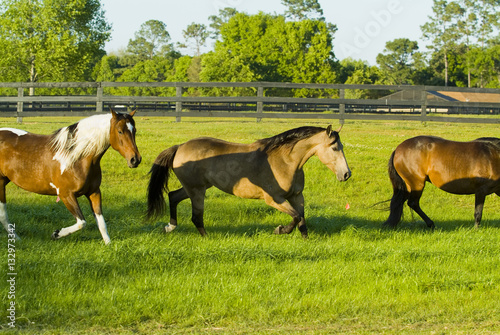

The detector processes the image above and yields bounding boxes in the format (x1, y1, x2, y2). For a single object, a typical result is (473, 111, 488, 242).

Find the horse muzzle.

(337, 169, 351, 182)
(128, 154, 142, 168)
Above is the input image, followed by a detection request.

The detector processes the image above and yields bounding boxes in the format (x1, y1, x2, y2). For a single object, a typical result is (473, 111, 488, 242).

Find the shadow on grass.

(3, 200, 500, 244)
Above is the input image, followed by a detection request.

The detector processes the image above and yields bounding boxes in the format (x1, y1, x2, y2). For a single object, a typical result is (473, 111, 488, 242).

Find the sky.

(100, 0, 434, 65)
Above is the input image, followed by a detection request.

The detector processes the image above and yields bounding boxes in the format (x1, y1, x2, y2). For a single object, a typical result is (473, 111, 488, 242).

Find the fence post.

(175, 86, 183, 122)
(96, 84, 103, 113)
(420, 88, 428, 123)
(339, 88, 345, 125)
(17, 87, 23, 124)
(256, 85, 264, 122)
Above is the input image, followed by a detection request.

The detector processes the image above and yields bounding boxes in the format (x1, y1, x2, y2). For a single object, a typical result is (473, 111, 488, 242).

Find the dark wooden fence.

(1, 82, 499, 124)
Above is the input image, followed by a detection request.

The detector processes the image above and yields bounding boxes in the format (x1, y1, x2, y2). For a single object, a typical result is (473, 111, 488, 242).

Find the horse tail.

(146, 145, 179, 221)
(383, 150, 409, 228)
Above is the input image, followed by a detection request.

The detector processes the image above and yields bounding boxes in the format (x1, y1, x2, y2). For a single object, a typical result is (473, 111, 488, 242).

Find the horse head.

(109, 109, 142, 168)
(316, 125, 351, 181)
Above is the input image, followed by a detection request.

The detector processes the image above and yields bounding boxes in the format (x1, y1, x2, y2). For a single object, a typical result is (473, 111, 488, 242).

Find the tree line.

(0, 0, 499, 98)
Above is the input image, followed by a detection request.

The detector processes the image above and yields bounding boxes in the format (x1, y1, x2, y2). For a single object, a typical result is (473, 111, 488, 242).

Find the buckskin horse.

(384, 136, 500, 229)
(0, 110, 141, 244)
(147, 125, 351, 237)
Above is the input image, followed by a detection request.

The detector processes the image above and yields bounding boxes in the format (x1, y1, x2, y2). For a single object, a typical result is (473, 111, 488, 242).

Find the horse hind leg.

(0, 179, 20, 240)
(384, 152, 410, 229)
(474, 192, 486, 229)
(407, 190, 435, 229)
(165, 188, 189, 233)
(186, 187, 207, 236)
(384, 186, 409, 229)
(0, 202, 20, 240)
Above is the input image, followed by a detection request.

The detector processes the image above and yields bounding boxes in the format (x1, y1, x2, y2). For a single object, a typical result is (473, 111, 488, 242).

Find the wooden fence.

(1, 82, 500, 124)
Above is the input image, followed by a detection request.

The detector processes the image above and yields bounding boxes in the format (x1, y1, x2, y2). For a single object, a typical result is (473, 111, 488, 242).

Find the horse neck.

(51, 120, 111, 172)
(274, 133, 324, 170)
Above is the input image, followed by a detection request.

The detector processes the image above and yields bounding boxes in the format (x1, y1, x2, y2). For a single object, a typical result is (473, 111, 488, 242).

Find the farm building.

(380, 89, 500, 114)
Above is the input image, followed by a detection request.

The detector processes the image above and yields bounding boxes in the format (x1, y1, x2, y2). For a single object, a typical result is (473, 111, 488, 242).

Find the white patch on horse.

(49, 182, 60, 195)
(0, 128, 28, 136)
(126, 121, 134, 134)
(51, 114, 112, 174)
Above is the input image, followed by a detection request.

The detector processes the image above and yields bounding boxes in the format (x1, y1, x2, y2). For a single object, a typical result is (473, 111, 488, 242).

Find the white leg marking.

(56, 218, 86, 238)
(0, 202, 20, 240)
(165, 224, 177, 233)
(95, 214, 111, 245)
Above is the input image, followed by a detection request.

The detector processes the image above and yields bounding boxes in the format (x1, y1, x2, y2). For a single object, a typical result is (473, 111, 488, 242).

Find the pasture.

(0, 116, 499, 334)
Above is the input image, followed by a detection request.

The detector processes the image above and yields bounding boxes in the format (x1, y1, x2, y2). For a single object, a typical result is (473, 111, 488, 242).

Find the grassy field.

(0, 115, 499, 334)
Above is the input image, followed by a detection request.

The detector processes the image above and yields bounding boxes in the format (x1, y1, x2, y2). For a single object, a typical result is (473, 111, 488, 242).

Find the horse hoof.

(273, 225, 284, 235)
(51, 230, 60, 240)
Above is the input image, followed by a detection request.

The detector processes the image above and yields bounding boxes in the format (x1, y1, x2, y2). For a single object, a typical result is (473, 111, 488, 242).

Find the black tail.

(146, 145, 179, 221)
(383, 150, 409, 228)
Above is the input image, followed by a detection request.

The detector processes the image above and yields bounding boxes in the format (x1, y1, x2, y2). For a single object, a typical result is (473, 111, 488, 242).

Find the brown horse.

(0, 110, 141, 244)
(384, 136, 500, 229)
(146, 125, 351, 238)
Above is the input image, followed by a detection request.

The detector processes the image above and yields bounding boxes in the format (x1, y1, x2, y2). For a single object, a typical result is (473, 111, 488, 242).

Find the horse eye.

(118, 130, 123, 135)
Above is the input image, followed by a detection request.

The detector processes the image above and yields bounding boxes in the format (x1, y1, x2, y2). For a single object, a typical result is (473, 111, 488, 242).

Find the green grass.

(1, 116, 500, 334)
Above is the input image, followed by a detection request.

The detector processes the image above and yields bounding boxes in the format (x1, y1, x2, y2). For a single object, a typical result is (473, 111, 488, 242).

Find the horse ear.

(110, 107, 118, 118)
(326, 125, 333, 137)
(337, 124, 343, 133)
(129, 110, 137, 117)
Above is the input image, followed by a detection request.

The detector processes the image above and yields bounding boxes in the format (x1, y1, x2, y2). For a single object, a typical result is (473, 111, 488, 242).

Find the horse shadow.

(4, 199, 500, 243)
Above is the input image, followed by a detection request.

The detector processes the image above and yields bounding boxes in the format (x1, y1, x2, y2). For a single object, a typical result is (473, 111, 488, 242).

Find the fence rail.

(1, 82, 500, 124)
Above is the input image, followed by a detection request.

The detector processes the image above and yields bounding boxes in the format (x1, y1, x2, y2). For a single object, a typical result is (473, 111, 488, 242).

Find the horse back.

(394, 135, 500, 194)
(172, 137, 273, 198)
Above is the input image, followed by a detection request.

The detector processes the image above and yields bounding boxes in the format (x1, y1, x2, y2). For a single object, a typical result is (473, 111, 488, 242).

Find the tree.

(281, 0, 324, 21)
(208, 7, 238, 40)
(339, 59, 384, 99)
(474, 0, 500, 48)
(421, 0, 463, 86)
(201, 12, 338, 97)
(457, 0, 500, 87)
(0, 0, 111, 83)
(125, 20, 173, 62)
(179, 23, 209, 57)
(470, 44, 500, 88)
(376, 38, 421, 85)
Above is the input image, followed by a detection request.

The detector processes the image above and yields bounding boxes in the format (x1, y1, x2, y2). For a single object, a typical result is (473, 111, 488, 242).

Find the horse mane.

(475, 137, 500, 149)
(50, 114, 112, 172)
(257, 126, 325, 153)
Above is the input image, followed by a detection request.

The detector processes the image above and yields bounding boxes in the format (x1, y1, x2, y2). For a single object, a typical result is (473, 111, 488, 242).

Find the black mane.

(257, 126, 325, 153)
(475, 137, 500, 150)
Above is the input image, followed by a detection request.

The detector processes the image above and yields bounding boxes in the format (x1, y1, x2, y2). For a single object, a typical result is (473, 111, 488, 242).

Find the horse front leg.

(265, 194, 306, 238)
(87, 190, 111, 244)
(51, 193, 87, 241)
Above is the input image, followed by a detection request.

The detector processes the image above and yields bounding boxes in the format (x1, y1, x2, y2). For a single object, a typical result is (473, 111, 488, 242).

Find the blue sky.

(100, 0, 434, 65)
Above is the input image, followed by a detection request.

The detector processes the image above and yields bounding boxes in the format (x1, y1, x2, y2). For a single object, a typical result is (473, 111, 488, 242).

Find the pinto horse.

(147, 125, 351, 237)
(384, 136, 500, 229)
(0, 110, 141, 244)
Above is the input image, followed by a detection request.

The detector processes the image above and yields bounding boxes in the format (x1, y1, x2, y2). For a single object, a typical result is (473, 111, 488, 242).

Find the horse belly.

(428, 158, 497, 195)
(232, 178, 263, 199)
